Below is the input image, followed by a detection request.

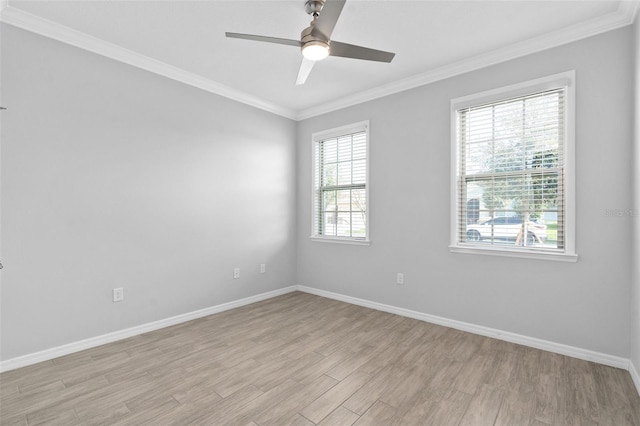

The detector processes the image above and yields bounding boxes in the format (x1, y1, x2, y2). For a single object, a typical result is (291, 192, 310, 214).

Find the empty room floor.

(1, 291, 639, 425)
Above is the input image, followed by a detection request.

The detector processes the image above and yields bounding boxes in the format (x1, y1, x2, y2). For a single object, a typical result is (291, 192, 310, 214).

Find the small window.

(450, 72, 577, 261)
(312, 121, 369, 244)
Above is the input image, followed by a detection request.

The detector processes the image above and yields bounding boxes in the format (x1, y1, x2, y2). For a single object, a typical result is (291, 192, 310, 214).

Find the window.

(450, 72, 577, 261)
(312, 121, 369, 244)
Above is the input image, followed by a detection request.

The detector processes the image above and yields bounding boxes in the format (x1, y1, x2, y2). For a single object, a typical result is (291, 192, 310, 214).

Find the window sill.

(449, 245, 578, 262)
(311, 236, 371, 246)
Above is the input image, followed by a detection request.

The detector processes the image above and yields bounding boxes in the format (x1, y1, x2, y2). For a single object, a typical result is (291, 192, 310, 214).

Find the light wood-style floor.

(1, 291, 639, 425)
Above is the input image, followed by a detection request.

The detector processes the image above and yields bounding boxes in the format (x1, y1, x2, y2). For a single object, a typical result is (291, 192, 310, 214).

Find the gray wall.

(297, 27, 635, 358)
(1, 20, 637, 367)
(632, 18, 640, 377)
(0, 25, 297, 361)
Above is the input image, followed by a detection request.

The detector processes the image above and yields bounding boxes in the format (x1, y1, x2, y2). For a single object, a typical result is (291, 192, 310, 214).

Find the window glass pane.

(352, 160, 366, 184)
(353, 135, 366, 159)
(336, 190, 351, 211)
(337, 136, 352, 161)
(313, 126, 368, 240)
(336, 212, 351, 237)
(352, 188, 366, 215)
(323, 139, 337, 163)
(457, 88, 565, 252)
(351, 214, 366, 238)
(493, 101, 523, 141)
(493, 139, 523, 172)
(337, 162, 352, 186)
(323, 190, 336, 212)
(323, 212, 337, 236)
(322, 163, 337, 187)
(466, 107, 493, 142)
(464, 140, 493, 175)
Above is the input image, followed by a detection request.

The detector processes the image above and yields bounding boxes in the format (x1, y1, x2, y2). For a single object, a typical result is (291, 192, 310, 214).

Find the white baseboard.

(0, 286, 298, 373)
(630, 360, 640, 397)
(297, 285, 630, 370)
(2, 284, 633, 378)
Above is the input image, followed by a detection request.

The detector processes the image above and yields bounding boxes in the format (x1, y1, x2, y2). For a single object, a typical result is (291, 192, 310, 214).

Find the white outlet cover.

(112, 287, 124, 302)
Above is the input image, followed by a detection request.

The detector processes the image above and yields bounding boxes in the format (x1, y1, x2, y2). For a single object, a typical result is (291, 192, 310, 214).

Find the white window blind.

(452, 75, 575, 259)
(312, 122, 368, 242)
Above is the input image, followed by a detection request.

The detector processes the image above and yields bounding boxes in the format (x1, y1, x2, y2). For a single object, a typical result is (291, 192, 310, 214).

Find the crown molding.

(621, 0, 640, 22)
(295, 0, 640, 120)
(0, 6, 298, 120)
(1, 2, 637, 122)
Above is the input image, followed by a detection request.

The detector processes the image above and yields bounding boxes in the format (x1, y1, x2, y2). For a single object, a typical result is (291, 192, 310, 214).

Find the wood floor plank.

(451, 353, 491, 395)
(458, 383, 505, 425)
(0, 414, 28, 426)
(26, 407, 83, 426)
(407, 389, 473, 425)
(318, 406, 360, 426)
(494, 380, 536, 426)
(379, 365, 430, 410)
(1, 291, 638, 425)
(342, 364, 396, 415)
(283, 413, 316, 426)
(354, 400, 397, 425)
(299, 370, 371, 424)
(254, 374, 339, 426)
(533, 373, 560, 425)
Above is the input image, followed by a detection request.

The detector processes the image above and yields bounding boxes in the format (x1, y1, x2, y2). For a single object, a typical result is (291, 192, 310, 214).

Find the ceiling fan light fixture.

(302, 40, 330, 61)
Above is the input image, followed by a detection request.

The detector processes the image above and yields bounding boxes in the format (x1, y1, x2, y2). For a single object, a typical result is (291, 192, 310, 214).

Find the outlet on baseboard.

(112, 287, 124, 302)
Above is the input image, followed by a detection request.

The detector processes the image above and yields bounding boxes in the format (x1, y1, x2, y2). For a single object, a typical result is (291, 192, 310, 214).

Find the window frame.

(310, 121, 370, 245)
(449, 71, 578, 262)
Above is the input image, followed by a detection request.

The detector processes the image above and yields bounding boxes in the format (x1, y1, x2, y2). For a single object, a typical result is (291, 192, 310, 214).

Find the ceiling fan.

(225, 0, 395, 85)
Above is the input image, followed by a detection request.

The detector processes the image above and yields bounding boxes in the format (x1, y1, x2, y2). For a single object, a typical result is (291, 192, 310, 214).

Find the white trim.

(449, 246, 578, 262)
(630, 360, 640, 397)
(1, 284, 634, 377)
(449, 71, 577, 260)
(0, 6, 297, 120)
(621, 0, 640, 24)
(0, 3, 636, 122)
(311, 121, 370, 242)
(295, 4, 636, 120)
(310, 236, 370, 246)
(450, 71, 574, 110)
(311, 120, 370, 141)
(297, 285, 629, 370)
(0, 286, 297, 373)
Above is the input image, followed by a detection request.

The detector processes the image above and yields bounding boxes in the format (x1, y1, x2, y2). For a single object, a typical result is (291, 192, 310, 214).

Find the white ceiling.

(2, 0, 638, 119)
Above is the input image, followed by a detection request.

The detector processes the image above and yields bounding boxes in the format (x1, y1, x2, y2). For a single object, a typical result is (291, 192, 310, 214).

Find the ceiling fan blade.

(311, 0, 346, 40)
(296, 57, 316, 85)
(225, 32, 301, 48)
(329, 41, 395, 62)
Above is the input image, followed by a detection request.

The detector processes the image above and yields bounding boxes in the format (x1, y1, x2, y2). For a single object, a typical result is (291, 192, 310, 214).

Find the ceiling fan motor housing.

(301, 25, 330, 56)
(305, 0, 325, 17)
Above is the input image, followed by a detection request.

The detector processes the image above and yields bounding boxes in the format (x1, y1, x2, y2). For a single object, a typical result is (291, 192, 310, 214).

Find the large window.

(312, 121, 369, 244)
(450, 72, 577, 261)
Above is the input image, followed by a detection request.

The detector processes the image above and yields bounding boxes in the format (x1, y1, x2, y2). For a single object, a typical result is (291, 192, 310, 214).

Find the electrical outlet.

(260, 263, 266, 274)
(233, 267, 240, 279)
(396, 273, 404, 285)
(112, 287, 124, 302)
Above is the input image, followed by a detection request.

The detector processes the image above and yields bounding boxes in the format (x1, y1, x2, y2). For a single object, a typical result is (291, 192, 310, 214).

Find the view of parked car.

(466, 216, 547, 245)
